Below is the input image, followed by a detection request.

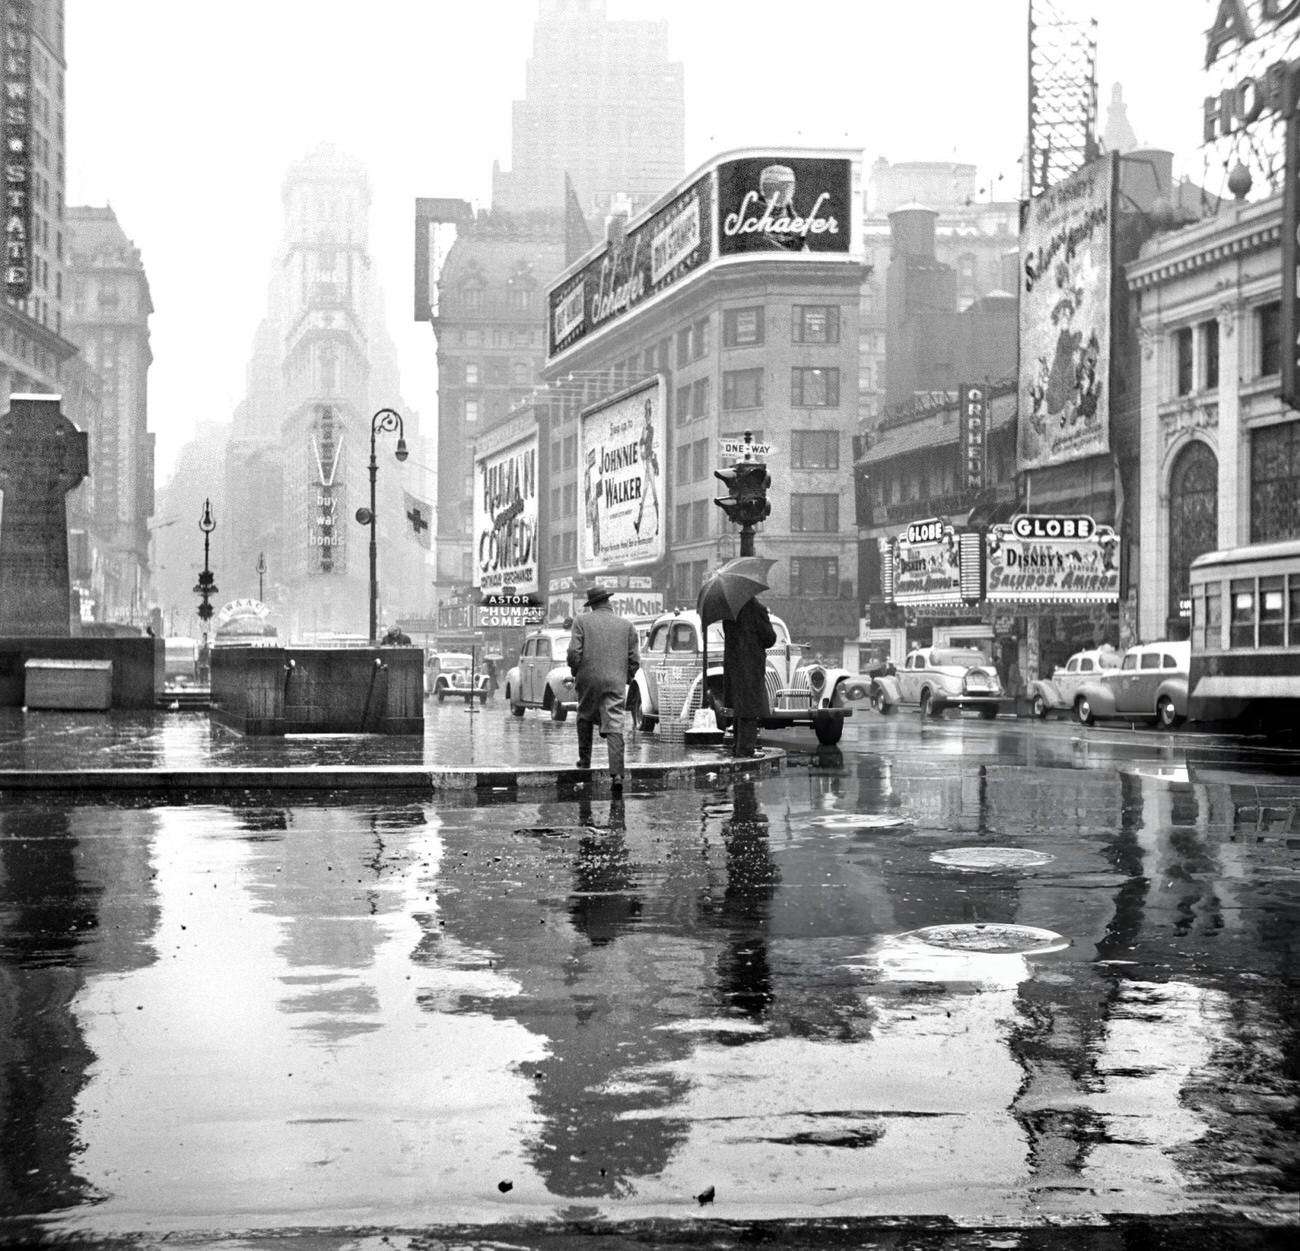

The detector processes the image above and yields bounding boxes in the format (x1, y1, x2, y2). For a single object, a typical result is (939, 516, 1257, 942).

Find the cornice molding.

(1128, 222, 1280, 291)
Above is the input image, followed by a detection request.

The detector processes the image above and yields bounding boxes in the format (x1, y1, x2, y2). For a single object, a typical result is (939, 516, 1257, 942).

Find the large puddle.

(2, 750, 1298, 1239)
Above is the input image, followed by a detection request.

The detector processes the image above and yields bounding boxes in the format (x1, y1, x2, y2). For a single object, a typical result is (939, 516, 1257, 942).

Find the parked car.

(1069, 640, 1190, 728)
(868, 646, 1008, 719)
(504, 627, 578, 720)
(626, 609, 853, 746)
(1026, 645, 1121, 719)
(428, 652, 490, 703)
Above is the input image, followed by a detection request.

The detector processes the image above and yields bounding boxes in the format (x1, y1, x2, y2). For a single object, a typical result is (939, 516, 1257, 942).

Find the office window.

(691, 316, 710, 359)
(1251, 420, 1300, 542)
(676, 443, 691, 485)
(692, 377, 711, 420)
(562, 483, 576, 518)
(676, 327, 691, 367)
(1259, 302, 1281, 376)
(551, 486, 562, 518)
(562, 531, 576, 563)
(563, 434, 576, 469)
(551, 439, 562, 471)
(724, 307, 764, 347)
(790, 556, 839, 596)
(692, 438, 709, 482)
(464, 399, 479, 423)
(793, 305, 840, 343)
(1175, 326, 1193, 396)
(723, 368, 764, 410)
(464, 362, 480, 386)
(1202, 319, 1219, 390)
(792, 429, 838, 469)
(675, 501, 691, 540)
(791, 367, 840, 407)
(676, 383, 692, 426)
(791, 493, 839, 532)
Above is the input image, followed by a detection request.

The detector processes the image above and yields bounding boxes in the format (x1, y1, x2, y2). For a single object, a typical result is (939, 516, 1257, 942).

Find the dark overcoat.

(722, 598, 776, 718)
(567, 604, 640, 721)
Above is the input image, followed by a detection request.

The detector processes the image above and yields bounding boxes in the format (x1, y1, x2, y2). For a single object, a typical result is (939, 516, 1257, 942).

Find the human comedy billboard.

(473, 429, 539, 597)
(1018, 153, 1115, 471)
(578, 377, 665, 575)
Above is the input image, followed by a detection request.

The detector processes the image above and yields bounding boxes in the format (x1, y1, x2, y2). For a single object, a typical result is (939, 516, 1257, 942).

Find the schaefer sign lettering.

(1018, 154, 1115, 471)
(717, 157, 851, 257)
(548, 173, 712, 357)
(473, 430, 539, 597)
(579, 378, 665, 575)
(985, 514, 1120, 603)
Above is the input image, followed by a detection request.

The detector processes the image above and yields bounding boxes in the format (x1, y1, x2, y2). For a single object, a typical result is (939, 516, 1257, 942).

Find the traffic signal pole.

(713, 431, 771, 558)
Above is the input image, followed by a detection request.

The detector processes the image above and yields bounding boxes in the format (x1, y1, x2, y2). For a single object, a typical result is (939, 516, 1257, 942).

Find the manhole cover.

(907, 923, 1068, 955)
(808, 813, 910, 830)
(930, 847, 1054, 870)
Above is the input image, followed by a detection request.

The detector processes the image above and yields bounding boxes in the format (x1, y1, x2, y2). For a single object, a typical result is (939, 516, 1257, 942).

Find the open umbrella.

(696, 556, 774, 627)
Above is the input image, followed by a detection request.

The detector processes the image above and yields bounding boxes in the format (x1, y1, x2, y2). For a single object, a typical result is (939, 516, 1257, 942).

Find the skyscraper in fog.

(491, 0, 685, 216)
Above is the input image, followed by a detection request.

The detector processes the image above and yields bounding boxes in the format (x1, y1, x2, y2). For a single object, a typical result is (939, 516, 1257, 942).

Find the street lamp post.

(194, 499, 217, 682)
(256, 551, 266, 602)
(355, 407, 408, 642)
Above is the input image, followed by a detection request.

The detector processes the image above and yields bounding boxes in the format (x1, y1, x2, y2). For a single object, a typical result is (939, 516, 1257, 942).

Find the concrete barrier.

(211, 645, 424, 735)
(0, 637, 161, 708)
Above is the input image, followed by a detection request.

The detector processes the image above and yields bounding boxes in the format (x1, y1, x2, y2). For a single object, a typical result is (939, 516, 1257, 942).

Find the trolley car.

(1188, 538, 1300, 733)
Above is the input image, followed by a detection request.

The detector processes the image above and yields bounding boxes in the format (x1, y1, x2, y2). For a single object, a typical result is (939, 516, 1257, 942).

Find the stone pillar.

(0, 395, 89, 637)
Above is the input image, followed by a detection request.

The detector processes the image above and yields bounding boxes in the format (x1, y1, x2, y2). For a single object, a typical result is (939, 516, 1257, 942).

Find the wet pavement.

(0, 705, 1298, 1248)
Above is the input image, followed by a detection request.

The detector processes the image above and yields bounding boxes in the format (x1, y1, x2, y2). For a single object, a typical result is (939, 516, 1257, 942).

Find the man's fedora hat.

(583, 584, 612, 607)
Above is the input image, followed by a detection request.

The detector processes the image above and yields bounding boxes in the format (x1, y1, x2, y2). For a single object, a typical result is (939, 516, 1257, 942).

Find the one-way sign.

(719, 438, 775, 459)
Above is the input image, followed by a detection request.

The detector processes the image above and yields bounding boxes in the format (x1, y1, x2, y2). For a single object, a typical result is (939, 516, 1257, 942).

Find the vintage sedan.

(626, 609, 852, 746)
(869, 647, 1008, 718)
(1070, 640, 1190, 728)
(1026, 645, 1121, 719)
(427, 652, 490, 703)
(504, 627, 578, 720)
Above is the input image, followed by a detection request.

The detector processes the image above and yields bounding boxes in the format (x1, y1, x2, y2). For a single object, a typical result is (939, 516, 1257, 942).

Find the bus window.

(1291, 577, 1300, 647)
(1230, 579, 1255, 649)
(1260, 576, 1285, 647)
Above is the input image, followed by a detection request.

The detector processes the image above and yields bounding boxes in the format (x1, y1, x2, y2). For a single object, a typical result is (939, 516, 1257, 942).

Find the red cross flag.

(403, 491, 432, 549)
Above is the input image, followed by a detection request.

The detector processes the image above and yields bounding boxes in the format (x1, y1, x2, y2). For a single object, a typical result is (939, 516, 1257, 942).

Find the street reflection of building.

(538, 149, 868, 663)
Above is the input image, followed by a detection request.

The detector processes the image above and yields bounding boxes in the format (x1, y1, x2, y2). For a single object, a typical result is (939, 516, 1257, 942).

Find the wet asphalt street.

(0, 699, 1297, 1249)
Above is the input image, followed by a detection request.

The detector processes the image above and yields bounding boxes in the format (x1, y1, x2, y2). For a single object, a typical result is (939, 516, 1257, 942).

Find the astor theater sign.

(1203, 0, 1300, 140)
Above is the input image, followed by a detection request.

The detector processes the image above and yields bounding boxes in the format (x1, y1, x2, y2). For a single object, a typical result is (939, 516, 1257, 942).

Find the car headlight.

(806, 665, 826, 692)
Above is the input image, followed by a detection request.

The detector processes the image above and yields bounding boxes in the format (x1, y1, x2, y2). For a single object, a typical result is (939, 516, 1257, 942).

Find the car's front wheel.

(548, 694, 568, 722)
(507, 685, 524, 717)
(1074, 695, 1095, 726)
(919, 689, 936, 718)
(1156, 695, 1184, 729)
(1031, 692, 1048, 719)
(627, 685, 653, 732)
(869, 684, 893, 715)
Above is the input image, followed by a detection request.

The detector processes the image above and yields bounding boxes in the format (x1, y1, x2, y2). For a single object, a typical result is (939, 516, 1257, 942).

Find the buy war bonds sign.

(578, 378, 665, 575)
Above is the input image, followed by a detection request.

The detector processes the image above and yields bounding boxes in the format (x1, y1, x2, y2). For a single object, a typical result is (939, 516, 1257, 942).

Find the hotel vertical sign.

(1282, 110, 1300, 409)
(1, 0, 34, 300)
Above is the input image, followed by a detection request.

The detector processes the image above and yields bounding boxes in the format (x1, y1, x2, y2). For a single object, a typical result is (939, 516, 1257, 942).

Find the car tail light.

(964, 668, 1000, 694)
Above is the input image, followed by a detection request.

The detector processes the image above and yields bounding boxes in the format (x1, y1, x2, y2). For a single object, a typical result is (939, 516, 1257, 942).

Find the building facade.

(1128, 188, 1300, 642)
(491, 0, 685, 217)
(533, 149, 867, 662)
(63, 206, 155, 626)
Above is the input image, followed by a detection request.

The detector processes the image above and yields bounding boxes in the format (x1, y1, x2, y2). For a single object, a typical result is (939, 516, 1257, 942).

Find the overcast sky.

(64, 0, 1217, 489)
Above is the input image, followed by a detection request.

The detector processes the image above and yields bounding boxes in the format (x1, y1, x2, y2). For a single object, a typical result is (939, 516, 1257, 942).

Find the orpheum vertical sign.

(958, 384, 988, 491)
(1, 0, 34, 300)
(1282, 112, 1300, 409)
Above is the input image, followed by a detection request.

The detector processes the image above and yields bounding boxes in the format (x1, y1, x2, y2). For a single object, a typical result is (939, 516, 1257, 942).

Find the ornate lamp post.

(255, 551, 266, 602)
(354, 407, 408, 642)
(194, 498, 217, 682)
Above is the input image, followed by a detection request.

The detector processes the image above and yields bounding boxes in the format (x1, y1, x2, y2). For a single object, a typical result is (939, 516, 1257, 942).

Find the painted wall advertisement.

(473, 430, 539, 597)
(985, 515, 1120, 603)
(1018, 153, 1115, 471)
(716, 156, 852, 257)
(548, 173, 712, 356)
(578, 378, 665, 575)
(890, 518, 964, 606)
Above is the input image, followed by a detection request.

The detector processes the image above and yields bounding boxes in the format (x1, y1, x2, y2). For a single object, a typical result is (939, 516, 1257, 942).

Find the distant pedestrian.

(381, 624, 411, 645)
(722, 594, 776, 757)
(567, 585, 639, 788)
(482, 656, 497, 700)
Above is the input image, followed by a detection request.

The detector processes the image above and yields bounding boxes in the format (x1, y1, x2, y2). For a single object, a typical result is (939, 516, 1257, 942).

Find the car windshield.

(436, 654, 472, 670)
(933, 649, 987, 668)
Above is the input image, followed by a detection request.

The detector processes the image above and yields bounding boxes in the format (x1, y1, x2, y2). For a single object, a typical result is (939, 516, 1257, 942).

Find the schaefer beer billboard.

(716, 156, 852, 257)
(578, 378, 665, 575)
(548, 173, 712, 356)
(1018, 154, 1116, 471)
(473, 430, 539, 597)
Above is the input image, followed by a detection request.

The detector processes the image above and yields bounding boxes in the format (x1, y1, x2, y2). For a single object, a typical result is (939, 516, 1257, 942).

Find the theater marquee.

(985, 515, 1121, 603)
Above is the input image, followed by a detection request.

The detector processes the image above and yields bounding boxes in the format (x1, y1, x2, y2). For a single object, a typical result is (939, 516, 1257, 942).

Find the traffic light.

(194, 568, 218, 622)
(715, 460, 771, 527)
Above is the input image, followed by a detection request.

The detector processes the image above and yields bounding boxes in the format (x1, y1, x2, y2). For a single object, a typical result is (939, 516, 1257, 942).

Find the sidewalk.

(0, 698, 782, 793)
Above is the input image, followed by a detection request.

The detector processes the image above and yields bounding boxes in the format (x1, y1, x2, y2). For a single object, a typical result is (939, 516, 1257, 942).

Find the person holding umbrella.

(698, 557, 777, 758)
(567, 585, 640, 788)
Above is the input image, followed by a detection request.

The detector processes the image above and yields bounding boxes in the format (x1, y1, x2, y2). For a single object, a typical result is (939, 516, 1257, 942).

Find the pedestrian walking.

(722, 593, 776, 757)
(566, 585, 640, 788)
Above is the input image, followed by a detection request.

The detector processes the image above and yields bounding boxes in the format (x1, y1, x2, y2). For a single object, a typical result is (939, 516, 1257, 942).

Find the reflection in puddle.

(0, 749, 1296, 1237)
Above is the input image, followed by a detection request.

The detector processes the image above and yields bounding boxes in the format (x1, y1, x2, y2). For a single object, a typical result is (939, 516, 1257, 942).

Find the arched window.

(1167, 439, 1218, 632)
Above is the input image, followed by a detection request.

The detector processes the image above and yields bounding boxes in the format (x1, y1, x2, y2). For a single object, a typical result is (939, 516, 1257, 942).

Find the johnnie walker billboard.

(578, 377, 666, 575)
(1018, 154, 1116, 471)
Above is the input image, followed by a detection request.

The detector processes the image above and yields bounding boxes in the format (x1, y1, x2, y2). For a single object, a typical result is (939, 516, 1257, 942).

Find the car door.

(898, 652, 920, 705)
(1115, 650, 1160, 714)
(526, 635, 553, 704)
(642, 622, 671, 713)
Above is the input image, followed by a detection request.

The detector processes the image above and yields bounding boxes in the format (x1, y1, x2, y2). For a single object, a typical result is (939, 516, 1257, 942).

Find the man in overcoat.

(567, 585, 640, 787)
(722, 594, 776, 757)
